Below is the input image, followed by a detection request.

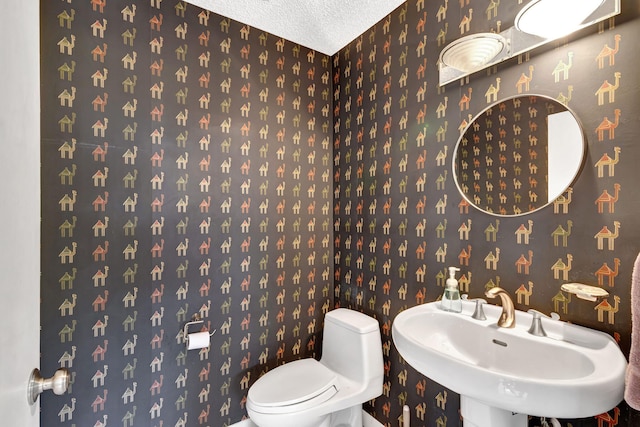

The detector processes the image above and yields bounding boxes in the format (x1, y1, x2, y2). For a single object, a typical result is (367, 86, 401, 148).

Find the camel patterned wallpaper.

(40, 0, 331, 425)
(39, 0, 640, 426)
(332, 0, 639, 426)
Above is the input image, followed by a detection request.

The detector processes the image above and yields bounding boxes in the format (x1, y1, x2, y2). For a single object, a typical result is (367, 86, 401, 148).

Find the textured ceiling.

(185, 0, 407, 56)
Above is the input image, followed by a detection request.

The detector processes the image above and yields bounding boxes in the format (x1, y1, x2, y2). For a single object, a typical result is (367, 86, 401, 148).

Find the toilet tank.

(320, 309, 383, 387)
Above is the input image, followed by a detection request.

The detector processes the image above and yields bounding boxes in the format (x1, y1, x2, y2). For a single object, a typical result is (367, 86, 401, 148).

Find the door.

(0, 0, 41, 425)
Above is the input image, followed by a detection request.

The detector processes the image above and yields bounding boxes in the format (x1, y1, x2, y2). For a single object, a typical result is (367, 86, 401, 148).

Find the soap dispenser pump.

(441, 267, 462, 313)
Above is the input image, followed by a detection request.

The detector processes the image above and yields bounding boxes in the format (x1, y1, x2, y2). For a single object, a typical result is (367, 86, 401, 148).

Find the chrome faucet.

(485, 287, 516, 328)
(527, 309, 560, 337)
(462, 294, 487, 320)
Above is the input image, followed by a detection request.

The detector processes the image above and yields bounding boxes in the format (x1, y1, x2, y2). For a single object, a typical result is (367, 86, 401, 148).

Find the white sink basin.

(392, 300, 626, 421)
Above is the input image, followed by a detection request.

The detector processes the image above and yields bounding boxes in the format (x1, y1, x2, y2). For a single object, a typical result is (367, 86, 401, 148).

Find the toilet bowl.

(247, 308, 384, 427)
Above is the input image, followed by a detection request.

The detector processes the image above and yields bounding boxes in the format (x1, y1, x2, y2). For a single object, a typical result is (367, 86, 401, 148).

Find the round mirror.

(452, 94, 585, 216)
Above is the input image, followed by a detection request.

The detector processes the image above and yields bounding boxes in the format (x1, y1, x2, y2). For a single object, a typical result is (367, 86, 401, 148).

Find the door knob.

(28, 368, 70, 405)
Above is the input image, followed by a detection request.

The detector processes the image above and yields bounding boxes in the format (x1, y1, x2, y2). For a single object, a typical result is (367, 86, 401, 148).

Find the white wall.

(0, 0, 41, 424)
(547, 110, 584, 199)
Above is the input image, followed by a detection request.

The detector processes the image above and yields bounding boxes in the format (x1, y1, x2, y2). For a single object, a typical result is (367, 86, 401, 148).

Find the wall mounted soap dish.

(561, 283, 609, 302)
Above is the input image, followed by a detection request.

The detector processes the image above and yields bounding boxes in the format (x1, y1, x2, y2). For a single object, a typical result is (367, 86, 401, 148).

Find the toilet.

(247, 308, 384, 427)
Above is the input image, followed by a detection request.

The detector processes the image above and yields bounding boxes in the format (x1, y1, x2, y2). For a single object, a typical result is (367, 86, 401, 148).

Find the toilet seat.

(248, 358, 339, 414)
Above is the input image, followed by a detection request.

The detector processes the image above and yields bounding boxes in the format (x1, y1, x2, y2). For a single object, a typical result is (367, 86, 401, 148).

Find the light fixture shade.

(515, 0, 605, 39)
(439, 33, 508, 73)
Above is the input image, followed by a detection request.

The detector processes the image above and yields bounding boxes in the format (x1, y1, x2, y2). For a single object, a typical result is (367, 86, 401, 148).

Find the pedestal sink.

(392, 300, 626, 427)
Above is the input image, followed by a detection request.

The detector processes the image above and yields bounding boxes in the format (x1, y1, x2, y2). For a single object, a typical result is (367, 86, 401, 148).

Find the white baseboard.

(231, 411, 383, 427)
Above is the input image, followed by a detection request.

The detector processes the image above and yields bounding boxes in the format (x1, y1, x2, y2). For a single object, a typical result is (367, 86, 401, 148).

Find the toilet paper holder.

(183, 313, 216, 344)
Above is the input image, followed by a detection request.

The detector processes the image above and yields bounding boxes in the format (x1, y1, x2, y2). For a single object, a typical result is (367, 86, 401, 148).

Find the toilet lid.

(249, 358, 338, 408)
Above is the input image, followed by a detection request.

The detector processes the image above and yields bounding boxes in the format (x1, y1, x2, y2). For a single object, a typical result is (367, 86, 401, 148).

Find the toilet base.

(330, 404, 363, 427)
(249, 404, 364, 427)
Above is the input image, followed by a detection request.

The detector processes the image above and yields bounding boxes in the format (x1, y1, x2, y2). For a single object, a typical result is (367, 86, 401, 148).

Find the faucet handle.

(527, 309, 560, 320)
(461, 294, 487, 303)
(527, 309, 560, 336)
(462, 295, 487, 320)
(472, 299, 487, 321)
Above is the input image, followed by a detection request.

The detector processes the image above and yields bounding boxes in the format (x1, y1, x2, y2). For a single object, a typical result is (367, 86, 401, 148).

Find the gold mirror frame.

(452, 94, 586, 217)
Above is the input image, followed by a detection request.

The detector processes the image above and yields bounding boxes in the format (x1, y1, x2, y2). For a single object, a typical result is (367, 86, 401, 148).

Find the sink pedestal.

(461, 396, 527, 427)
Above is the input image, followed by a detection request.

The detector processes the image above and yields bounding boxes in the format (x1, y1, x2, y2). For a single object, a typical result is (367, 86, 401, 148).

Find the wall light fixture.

(438, 0, 620, 86)
(515, 0, 606, 39)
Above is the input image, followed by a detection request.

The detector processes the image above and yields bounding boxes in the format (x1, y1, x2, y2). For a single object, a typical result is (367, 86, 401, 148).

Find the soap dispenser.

(441, 267, 462, 312)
